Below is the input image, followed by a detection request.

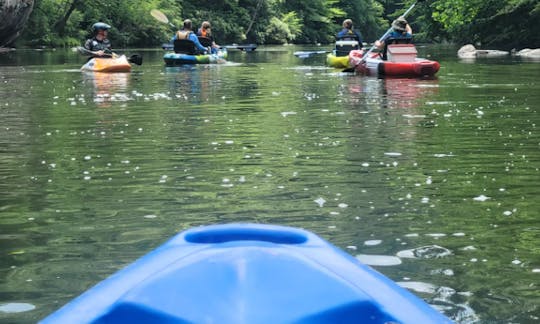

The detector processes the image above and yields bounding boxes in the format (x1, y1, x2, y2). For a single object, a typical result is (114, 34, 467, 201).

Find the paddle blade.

(293, 50, 328, 58)
(129, 54, 143, 65)
(151, 9, 169, 24)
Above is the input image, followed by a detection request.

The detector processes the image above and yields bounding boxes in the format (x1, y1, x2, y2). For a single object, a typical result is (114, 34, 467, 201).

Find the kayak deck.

(326, 52, 352, 68)
(163, 49, 227, 65)
(80, 55, 131, 73)
(349, 48, 440, 77)
(40, 223, 453, 324)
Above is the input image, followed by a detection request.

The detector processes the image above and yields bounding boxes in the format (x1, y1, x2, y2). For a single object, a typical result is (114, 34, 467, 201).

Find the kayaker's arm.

(77, 46, 113, 58)
(83, 38, 113, 57)
(189, 33, 210, 53)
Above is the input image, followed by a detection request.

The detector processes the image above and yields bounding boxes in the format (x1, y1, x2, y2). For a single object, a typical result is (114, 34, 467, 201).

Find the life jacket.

(176, 30, 192, 40)
(198, 28, 209, 38)
(337, 29, 360, 42)
(85, 37, 111, 52)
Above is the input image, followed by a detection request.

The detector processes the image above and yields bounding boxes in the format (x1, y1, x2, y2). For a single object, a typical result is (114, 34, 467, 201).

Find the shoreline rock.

(512, 48, 540, 58)
(457, 44, 508, 59)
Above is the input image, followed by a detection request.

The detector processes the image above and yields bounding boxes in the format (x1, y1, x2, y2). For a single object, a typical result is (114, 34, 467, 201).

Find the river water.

(1, 46, 539, 323)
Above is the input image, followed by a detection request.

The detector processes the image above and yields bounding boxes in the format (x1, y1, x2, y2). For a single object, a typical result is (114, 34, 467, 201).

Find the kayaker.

(375, 16, 413, 50)
(197, 21, 220, 54)
(336, 19, 362, 43)
(375, 16, 413, 60)
(83, 22, 113, 57)
(171, 19, 210, 54)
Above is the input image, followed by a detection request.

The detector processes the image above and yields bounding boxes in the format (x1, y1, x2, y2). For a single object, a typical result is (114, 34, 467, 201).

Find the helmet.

(92, 22, 111, 32)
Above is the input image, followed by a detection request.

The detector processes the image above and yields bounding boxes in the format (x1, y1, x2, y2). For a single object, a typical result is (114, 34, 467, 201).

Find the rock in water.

(0, 0, 35, 47)
(458, 43, 509, 58)
(457, 44, 477, 58)
(514, 48, 540, 58)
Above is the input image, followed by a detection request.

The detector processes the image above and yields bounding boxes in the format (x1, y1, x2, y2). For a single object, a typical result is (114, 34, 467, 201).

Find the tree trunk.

(53, 0, 81, 36)
(0, 0, 35, 47)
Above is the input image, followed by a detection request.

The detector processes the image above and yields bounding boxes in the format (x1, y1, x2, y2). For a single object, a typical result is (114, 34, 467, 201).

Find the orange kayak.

(81, 55, 131, 72)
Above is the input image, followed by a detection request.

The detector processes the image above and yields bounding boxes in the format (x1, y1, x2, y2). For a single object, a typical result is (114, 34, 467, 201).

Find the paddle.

(293, 50, 330, 58)
(343, 0, 422, 72)
(224, 44, 257, 51)
(77, 46, 143, 65)
(150, 9, 176, 29)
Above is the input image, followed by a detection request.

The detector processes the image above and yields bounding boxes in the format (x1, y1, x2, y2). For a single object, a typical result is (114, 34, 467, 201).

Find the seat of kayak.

(382, 36, 413, 60)
(334, 39, 360, 57)
(174, 39, 198, 55)
(197, 36, 212, 47)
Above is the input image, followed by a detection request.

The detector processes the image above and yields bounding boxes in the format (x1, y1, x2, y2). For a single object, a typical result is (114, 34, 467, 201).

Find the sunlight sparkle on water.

(473, 195, 490, 202)
(356, 254, 402, 266)
(364, 240, 382, 246)
(314, 197, 326, 207)
(397, 245, 452, 259)
(281, 111, 297, 117)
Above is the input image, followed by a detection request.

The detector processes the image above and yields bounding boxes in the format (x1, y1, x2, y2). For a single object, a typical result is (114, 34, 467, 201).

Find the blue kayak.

(163, 48, 227, 66)
(40, 223, 453, 323)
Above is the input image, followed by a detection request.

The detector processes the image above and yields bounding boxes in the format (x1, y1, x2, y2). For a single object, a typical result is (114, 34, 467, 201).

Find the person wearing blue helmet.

(84, 22, 112, 57)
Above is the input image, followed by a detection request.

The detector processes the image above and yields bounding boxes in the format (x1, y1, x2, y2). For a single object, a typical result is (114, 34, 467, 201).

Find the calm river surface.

(1, 45, 539, 323)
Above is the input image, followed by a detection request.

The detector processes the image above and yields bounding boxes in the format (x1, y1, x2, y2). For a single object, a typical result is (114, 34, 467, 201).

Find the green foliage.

(14, 0, 540, 47)
(424, 0, 540, 48)
(335, 0, 386, 42)
(263, 12, 302, 44)
(430, 0, 479, 33)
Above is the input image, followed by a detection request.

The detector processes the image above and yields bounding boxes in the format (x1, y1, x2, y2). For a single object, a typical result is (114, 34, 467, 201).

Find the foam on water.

(397, 245, 452, 259)
(0, 303, 36, 313)
(363, 239, 382, 246)
(356, 254, 402, 266)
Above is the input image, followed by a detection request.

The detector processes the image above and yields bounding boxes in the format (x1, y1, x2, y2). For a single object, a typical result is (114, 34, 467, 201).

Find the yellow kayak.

(81, 55, 131, 72)
(326, 53, 351, 68)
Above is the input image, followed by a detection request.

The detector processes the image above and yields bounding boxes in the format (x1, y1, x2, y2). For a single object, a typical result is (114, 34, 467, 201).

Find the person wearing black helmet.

(84, 22, 112, 57)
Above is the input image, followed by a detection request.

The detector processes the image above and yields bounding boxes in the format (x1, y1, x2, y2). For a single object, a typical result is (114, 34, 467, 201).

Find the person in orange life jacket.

(336, 19, 362, 43)
(171, 19, 210, 54)
(197, 21, 220, 54)
(84, 22, 112, 57)
(374, 16, 413, 50)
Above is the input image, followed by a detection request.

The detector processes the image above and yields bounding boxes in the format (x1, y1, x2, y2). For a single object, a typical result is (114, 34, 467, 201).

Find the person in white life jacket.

(84, 22, 112, 57)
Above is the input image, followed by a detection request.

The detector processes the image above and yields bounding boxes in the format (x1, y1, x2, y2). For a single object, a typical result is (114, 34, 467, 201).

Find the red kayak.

(349, 45, 440, 77)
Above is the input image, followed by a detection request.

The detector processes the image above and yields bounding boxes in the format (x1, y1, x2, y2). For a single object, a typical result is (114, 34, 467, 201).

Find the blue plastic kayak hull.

(163, 49, 227, 66)
(40, 223, 453, 324)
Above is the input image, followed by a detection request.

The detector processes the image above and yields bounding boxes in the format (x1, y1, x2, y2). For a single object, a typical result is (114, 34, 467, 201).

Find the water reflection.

(343, 76, 439, 110)
(1, 47, 540, 324)
(165, 65, 202, 103)
(383, 77, 439, 109)
(164, 65, 229, 104)
(82, 72, 130, 107)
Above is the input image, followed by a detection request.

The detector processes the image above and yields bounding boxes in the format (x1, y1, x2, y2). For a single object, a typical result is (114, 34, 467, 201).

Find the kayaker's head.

(200, 21, 211, 37)
(392, 17, 408, 33)
(183, 19, 193, 31)
(342, 19, 353, 30)
(92, 22, 111, 40)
